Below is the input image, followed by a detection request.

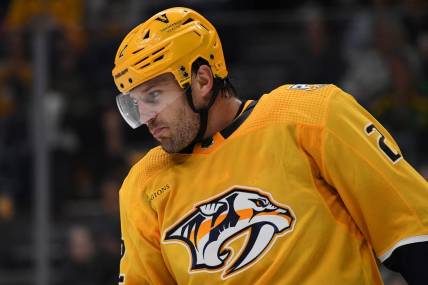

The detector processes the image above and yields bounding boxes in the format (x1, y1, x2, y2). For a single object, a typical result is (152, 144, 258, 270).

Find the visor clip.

(180, 66, 188, 78)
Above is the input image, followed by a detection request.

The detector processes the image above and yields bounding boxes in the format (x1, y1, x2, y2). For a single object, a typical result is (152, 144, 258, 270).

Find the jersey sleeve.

(301, 86, 428, 262)
(119, 166, 176, 285)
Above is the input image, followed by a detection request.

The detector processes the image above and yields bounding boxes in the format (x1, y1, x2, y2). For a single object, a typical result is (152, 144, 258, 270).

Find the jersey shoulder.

(120, 146, 172, 198)
(253, 84, 340, 127)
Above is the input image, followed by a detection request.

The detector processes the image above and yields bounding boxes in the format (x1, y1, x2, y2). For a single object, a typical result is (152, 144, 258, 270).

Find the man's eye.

(147, 91, 161, 102)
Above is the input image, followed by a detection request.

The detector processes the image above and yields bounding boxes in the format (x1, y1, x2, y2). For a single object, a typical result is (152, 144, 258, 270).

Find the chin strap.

(183, 78, 224, 150)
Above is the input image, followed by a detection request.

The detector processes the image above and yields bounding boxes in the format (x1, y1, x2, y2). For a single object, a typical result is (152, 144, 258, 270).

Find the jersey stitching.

(297, 124, 364, 240)
(319, 88, 335, 179)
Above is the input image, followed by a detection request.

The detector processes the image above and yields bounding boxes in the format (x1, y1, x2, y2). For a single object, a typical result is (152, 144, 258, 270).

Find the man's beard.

(160, 107, 200, 153)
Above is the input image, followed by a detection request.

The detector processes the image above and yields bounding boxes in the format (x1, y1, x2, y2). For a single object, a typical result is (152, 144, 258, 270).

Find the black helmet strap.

(183, 77, 223, 149)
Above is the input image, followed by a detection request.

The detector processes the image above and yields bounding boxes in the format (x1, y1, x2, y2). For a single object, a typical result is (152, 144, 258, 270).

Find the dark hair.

(191, 57, 238, 99)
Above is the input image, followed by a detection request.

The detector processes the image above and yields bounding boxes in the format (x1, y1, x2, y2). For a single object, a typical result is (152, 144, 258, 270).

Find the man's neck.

(203, 96, 242, 139)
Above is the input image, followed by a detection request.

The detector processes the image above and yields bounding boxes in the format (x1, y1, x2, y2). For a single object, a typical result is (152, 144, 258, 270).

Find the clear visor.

(116, 88, 181, 129)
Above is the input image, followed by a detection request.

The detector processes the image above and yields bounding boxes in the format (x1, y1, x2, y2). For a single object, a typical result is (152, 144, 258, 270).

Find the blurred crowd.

(0, 0, 427, 284)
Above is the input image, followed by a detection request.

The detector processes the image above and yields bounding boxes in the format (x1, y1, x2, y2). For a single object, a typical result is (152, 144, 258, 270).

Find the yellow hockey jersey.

(118, 84, 428, 285)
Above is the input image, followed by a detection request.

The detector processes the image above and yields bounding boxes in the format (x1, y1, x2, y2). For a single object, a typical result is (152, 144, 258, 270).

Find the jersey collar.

(181, 100, 257, 154)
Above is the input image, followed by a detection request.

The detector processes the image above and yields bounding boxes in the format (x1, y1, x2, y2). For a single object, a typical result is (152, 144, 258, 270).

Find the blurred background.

(0, 0, 427, 284)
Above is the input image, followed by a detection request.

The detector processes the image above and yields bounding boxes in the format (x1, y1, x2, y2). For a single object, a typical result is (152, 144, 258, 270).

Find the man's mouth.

(150, 126, 168, 138)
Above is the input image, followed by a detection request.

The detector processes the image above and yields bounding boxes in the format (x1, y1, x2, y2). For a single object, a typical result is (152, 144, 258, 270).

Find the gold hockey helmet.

(112, 7, 228, 94)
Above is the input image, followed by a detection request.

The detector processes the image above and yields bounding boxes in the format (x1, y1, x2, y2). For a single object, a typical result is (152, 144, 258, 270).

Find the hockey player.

(112, 7, 428, 285)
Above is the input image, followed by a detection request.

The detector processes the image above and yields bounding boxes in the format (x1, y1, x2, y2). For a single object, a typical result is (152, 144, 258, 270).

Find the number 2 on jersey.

(364, 123, 402, 164)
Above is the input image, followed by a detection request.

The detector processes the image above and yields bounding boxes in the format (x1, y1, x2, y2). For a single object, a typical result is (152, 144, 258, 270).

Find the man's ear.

(191, 65, 214, 105)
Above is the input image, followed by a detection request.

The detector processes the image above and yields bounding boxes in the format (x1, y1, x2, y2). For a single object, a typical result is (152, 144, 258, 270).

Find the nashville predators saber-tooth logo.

(163, 187, 295, 278)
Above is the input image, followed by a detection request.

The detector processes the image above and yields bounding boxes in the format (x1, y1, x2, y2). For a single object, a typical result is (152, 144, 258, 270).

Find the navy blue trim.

(220, 100, 258, 139)
(383, 241, 428, 285)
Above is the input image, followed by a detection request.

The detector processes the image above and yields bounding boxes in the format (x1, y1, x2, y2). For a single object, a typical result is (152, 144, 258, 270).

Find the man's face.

(132, 73, 200, 153)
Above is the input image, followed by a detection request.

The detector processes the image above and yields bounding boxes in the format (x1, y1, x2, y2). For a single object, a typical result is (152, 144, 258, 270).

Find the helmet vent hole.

(141, 63, 150, 69)
(194, 31, 201, 37)
(210, 54, 214, 59)
(153, 55, 164, 63)
(182, 18, 194, 25)
(128, 78, 133, 83)
(152, 47, 165, 56)
(199, 23, 208, 31)
(143, 30, 150, 40)
(132, 47, 145, 54)
(134, 56, 149, 66)
(120, 83, 124, 88)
